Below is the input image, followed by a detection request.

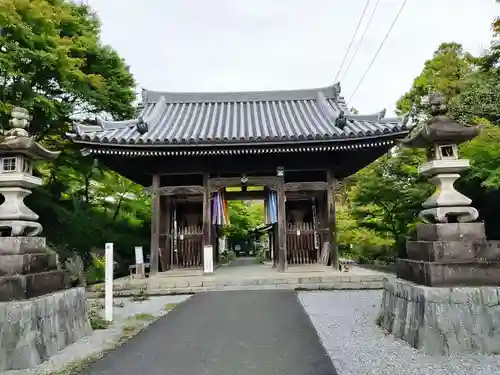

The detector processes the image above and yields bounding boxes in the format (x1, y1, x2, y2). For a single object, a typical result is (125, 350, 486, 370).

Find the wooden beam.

(286, 191, 323, 201)
(159, 185, 204, 196)
(209, 176, 280, 190)
(150, 174, 160, 275)
(326, 170, 339, 270)
(284, 181, 328, 192)
(224, 191, 267, 201)
(276, 176, 287, 272)
(171, 196, 203, 203)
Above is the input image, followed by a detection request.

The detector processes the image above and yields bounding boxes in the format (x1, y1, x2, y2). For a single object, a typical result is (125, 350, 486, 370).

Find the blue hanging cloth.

(267, 191, 278, 224)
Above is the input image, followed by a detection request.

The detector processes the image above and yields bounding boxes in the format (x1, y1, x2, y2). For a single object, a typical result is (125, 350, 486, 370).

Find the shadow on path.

(228, 256, 260, 267)
(81, 291, 337, 375)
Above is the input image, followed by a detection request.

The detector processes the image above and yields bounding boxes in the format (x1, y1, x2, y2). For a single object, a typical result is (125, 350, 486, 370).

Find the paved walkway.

(81, 291, 337, 375)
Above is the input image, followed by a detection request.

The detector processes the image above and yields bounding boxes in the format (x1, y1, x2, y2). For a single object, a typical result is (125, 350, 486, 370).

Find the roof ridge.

(142, 84, 343, 104)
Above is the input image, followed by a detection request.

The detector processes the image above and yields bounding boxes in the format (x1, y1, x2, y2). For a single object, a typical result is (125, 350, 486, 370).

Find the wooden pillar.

(163, 196, 172, 271)
(326, 170, 339, 270)
(150, 174, 160, 275)
(202, 173, 212, 248)
(272, 225, 278, 268)
(277, 176, 287, 272)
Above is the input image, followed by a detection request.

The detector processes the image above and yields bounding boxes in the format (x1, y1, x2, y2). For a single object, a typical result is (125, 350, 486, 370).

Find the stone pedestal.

(378, 278, 500, 355)
(0, 237, 69, 301)
(397, 222, 500, 287)
(0, 287, 92, 371)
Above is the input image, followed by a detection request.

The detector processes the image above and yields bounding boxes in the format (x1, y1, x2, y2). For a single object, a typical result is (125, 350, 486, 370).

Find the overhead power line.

(340, 0, 381, 82)
(334, 0, 371, 82)
(349, 0, 409, 102)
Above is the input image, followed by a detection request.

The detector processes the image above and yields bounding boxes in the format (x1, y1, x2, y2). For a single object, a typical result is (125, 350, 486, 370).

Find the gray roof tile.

(70, 84, 408, 146)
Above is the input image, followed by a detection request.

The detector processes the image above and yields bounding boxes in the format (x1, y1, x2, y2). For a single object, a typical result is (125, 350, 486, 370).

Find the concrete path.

(81, 291, 337, 375)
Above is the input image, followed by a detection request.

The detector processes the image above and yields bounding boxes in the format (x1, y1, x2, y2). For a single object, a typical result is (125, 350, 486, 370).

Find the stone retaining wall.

(0, 287, 92, 371)
(378, 278, 500, 355)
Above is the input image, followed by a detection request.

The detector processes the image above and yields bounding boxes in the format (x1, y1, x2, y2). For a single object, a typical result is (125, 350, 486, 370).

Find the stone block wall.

(378, 278, 500, 355)
(0, 287, 92, 371)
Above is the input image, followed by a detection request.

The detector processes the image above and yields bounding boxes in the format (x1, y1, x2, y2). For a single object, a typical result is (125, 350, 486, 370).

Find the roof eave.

(70, 130, 409, 150)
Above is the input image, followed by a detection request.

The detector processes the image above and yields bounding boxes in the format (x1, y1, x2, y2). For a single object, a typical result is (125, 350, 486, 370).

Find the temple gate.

(68, 83, 408, 274)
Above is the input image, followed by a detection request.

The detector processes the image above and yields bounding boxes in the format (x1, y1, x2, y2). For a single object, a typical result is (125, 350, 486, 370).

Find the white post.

(203, 245, 214, 274)
(134, 246, 144, 278)
(105, 242, 114, 322)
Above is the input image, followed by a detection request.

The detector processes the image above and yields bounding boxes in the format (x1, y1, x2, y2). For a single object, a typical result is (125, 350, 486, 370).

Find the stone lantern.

(0, 108, 91, 372)
(378, 93, 500, 356)
(0, 108, 59, 237)
(401, 92, 480, 224)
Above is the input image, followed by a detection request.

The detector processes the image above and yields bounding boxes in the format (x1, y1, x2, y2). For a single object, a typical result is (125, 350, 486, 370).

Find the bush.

(64, 254, 86, 286)
(255, 245, 267, 264)
(86, 254, 106, 285)
(219, 250, 236, 264)
(87, 306, 110, 330)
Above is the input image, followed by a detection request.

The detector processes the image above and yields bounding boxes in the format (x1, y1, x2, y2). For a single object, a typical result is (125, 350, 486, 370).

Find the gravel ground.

(298, 290, 500, 375)
(1, 295, 191, 375)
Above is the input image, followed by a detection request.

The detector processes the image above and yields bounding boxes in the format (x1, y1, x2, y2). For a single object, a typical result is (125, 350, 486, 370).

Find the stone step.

(0, 252, 58, 276)
(0, 270, 69, 301)
(86, 274, 388, 297)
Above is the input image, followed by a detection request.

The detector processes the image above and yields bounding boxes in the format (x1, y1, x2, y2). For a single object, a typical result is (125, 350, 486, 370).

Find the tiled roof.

(69, 83, 409, 147)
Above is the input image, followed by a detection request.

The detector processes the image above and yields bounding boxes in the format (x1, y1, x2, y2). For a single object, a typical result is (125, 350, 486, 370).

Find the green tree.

(348, 148, 433, 253)
(0, 0, 147, 273)
(396, 42, 474, 118)
(336, 203, 394, 262)
(223, 201, 264, 241)
(0, 0, 135, 137)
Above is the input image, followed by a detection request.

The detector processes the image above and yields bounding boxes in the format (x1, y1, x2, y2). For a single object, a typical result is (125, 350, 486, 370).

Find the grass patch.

(48, 320, 154, 374)
(164, 303, 178, 312)
(375, 313, 384, 327)
(123, 324, 140, 335)
(47, 352, 105, 375)
(88, 309, 110, 330)
(131, 286, 149, 302)
(129, 313, 155, 321)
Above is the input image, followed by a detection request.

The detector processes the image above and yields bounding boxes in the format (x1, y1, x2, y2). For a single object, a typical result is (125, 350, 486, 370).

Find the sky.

(85, 0, 498, 116)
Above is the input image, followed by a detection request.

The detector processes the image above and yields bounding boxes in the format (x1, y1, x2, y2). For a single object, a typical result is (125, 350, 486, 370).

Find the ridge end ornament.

(335, 111, 347, 129)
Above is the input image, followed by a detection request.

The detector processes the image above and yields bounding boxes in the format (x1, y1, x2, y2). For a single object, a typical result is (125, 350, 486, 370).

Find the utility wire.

(334, 0, 371, 82)
(340, 0, 381, 82)
(349, 0, 409, 102)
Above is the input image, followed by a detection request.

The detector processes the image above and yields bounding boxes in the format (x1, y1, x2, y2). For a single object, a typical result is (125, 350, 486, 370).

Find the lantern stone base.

(0, 287, 92, 371)
(397, 222, 500, 287)
(0, 270, 69, 301)
(378, 278, 500, 355)
(397, 259, 500, 287)
(0, 237, 69, 301)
